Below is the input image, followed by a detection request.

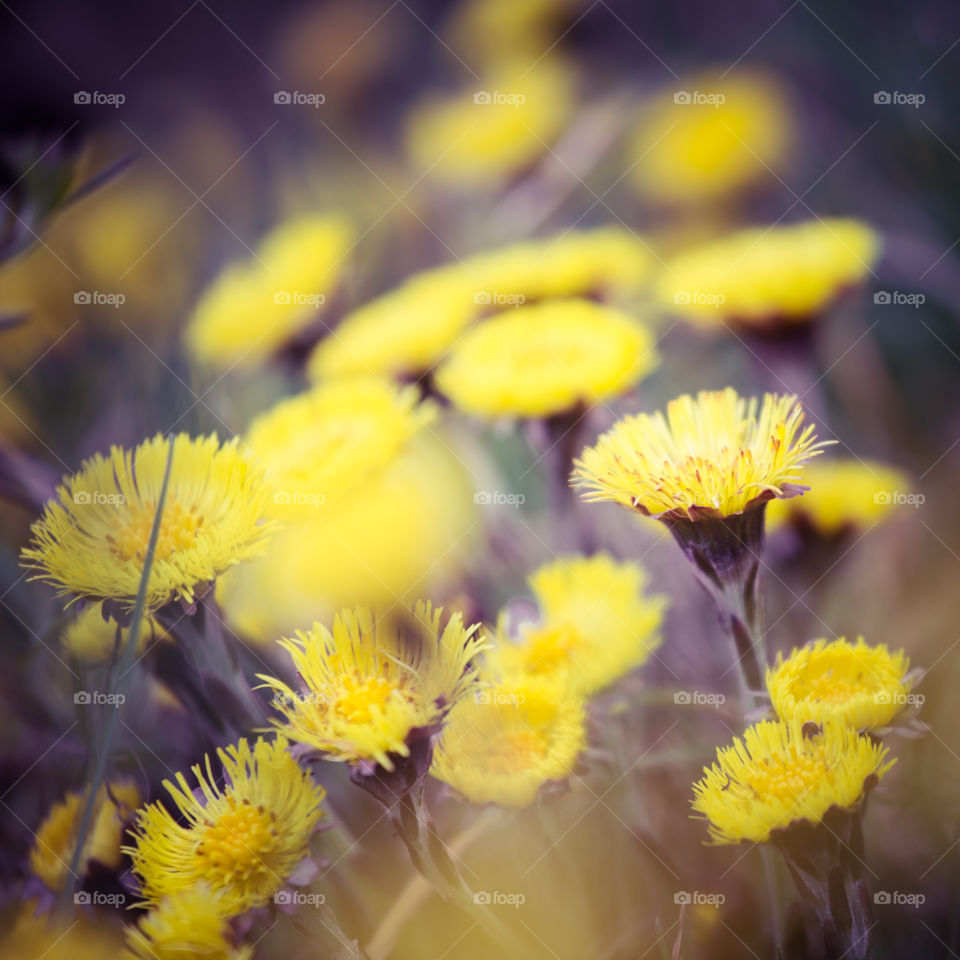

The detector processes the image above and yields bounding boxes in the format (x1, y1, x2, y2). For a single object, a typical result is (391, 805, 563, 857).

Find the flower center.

(793, 661, 881, 705)
(485, 730, 548, 775)
(522, 622, 582, 675)
(745, 751, 828, 806)
(108, 499, 203, 562)
(195, 799, 277, 884)
(333, 676, 400, 724)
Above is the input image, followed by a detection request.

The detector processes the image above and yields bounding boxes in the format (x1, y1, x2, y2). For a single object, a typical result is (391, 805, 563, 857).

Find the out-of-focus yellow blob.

(628, 70, 792, 205)
(0, 908, 123, 960)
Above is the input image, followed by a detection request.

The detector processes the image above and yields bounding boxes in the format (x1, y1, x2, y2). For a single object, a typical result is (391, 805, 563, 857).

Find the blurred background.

(1, 0, 960, 957)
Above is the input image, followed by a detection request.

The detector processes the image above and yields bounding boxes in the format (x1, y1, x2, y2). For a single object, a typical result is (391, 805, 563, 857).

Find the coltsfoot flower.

(692, 718, 894, 845)
(126, 737, 324, 912)
(489, 553, 665, 696)
(62, 602, 162, 662)
(22, 433, 274, 612)
(258, 603, 488, 771)
(572, 388, 827, 520)
(766, 458, 911, 536)
(184, 212, 354, 370)
(124, 886, 251, 960)
(435, 299, 659, 419)
(767, 638, 915, 731)
(30, 781, 140, 891)
(658, 219, 878, 329)
(431, 675, 586, 807)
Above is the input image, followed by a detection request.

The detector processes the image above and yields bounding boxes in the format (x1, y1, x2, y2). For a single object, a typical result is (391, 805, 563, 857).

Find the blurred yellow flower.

(22, 434, 274, 612)
(431, 675, 586, 807)
(692, 719, 893, 844)
(127, 737, 324, 912)
(489, 554, 665, 696)
(30, 781, 140, 891)
(405, 57, 574, 187)
(0, 908, 122, 960)
(258, 602, 487, 771)
(573, 388, 827, 519)
(658, 219, 879, 328)
(435, 299, 659, 418)
(184, 212, 354, 370)
(767, 637, 914, 731)
(308, 226, 655, 381)
(62, 601, 163, 662)
(217, 380, 475, 638)
(628, 70, 792, 204)
(766, 458, 910, 536)
(125, 886, 251, 960)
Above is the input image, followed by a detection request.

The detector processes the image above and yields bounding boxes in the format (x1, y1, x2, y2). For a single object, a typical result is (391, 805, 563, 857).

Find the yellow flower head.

(766, 458, 911, 536)
(22, 434, 274, 612)
(692, 718, 894, 844)
(126, 737, 324, 913)
(405, 57, 574, 187)
(30, 781, 141, 891)
(658, 219, 879, 328)
(307, 226, 654, 381)
(258, 603, 488, 771)
(124, 886, 251, 960)
(767, 637, 913, 731)
(245, 377, 434, 514)
(489, 554, 665, 696)
(184, 212, 354, 370)
(629, 70, 792, 204)
(435, 299, 659, 418)
(431, 675, 586, 807)
(1, 909, 122, 960)
(62, 602, 163, 663)
(573, 388, 827, 519)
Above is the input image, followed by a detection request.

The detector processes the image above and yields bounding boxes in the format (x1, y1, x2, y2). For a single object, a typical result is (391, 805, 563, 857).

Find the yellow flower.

(30, 781, 141, 890)
(22, 433, 274, 612)
(766, 458, 911, 536)
(658, 219, 879, 328)
(124, 886, 251, 960)
(573, 388, 827, 519)
(0, 908, 122, 960)
(258, 603, 488, 771)
(489, 554, 665, 696)
(405, 57, 574, 187)
(62, 602, 164, 662)
(628, 70, 792, 204)
(435, 299, 659, 418)
(184, 212, 354, 370)
(307, 226, 654, 381)
(126, 737, 324, 912)
(692, 719, 894, 844)
(431, 675, 586, 807)
(767, 637, 913, 731)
